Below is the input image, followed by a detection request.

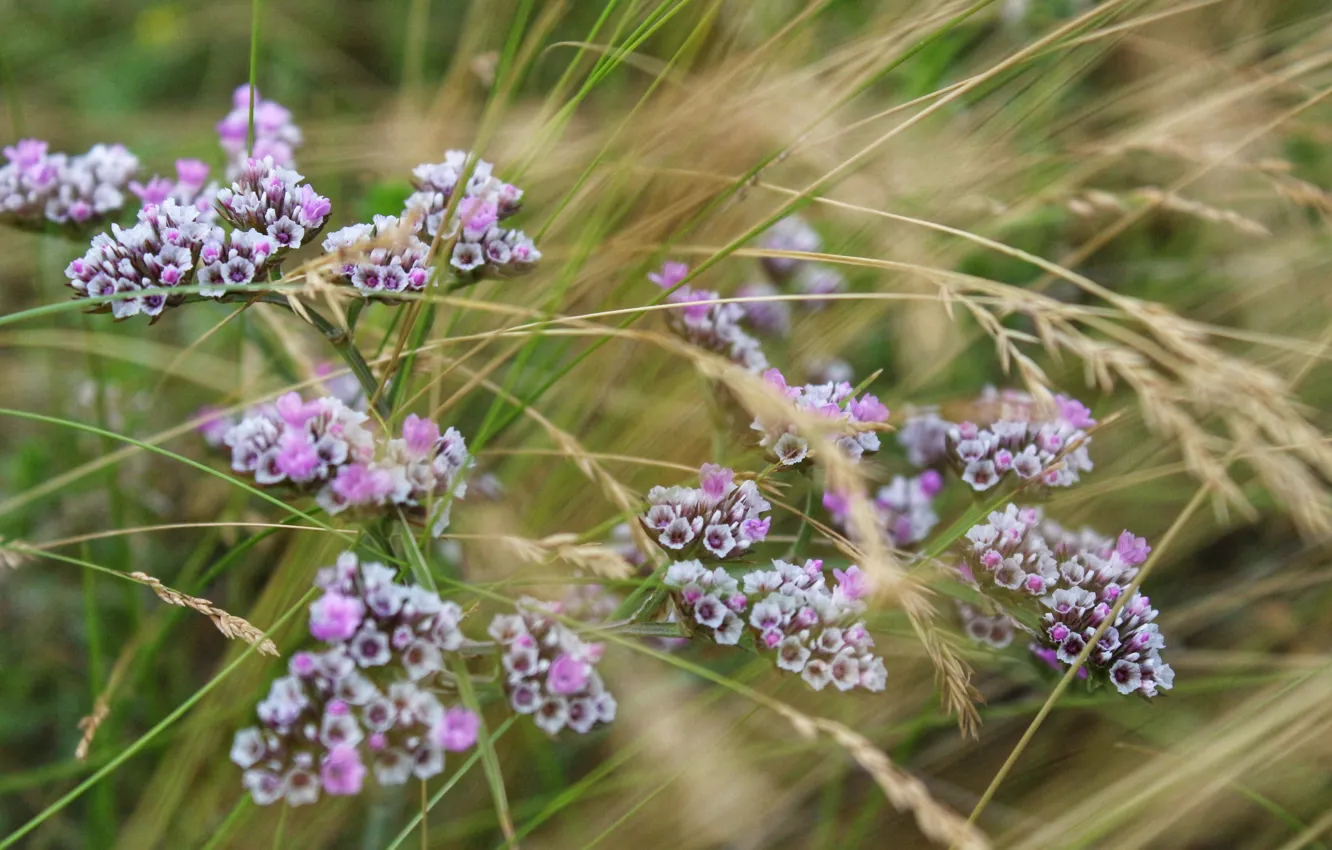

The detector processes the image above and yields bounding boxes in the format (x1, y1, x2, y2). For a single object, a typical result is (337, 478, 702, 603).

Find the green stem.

(248, 0, 261, 154)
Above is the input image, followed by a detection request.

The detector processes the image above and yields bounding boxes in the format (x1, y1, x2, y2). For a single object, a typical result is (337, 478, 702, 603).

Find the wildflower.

(639, 464, 771, 560)
(923, 387, 1097, 492)
(216, 156, 330, 253)
(490, 598, 616, 736)
(64, 199, 224, 319)
(758, 216, 821, 281)
(823, 470, 942, 549)
(666, 558, 888, 693)
(956, 505, 1173, 698)
(403, 150, 540, 283)
(897, 408, 950, 467)
(216, 84, 303, 178)
(433, 707, 480, 752)
(131, 158, 220, 222)
(649, 263, 769, 372)
(956, 602, 1014, 648)
(751, 368, 889, 466)
(231, 552, 479, 806)
(736, 280, 791, 336)
(1, 139, 138, 234)
(322, 214, 433, 298)
(791, 264, 845, 310)
(212, 396, 472, 536)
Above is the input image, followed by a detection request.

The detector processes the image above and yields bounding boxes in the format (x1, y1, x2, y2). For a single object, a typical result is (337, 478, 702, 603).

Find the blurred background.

(1, 0, 1331, 847)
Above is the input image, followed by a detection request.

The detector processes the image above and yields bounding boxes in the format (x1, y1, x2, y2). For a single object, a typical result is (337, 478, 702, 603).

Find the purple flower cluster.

(403, 151, 540, 282)
(742, 215, 847, 326)
(956, 602, 1014, 649)
(649, 262, 769, 372)
(321, 215, 432, 297)
(664, 558, 887, 692)
(216, 156, 331, 253)
(213, 394, 471, 535)
(230, 552, 479, 806)
(639, 463, 772, 560)
(130, 158, 220, 223)
(64, 200, 225, 319)
(952, 390, 1095, 491)
(0, 139, 138, 232)
(216, 85, 303, 178)
(899, 388, 1095, 491)
(960, 504, 1172, 697)
(823, 470, 943, 548)
(488, 598, 617, 736)
(751, 368, 890, 466)
(758, 216, 821, 281)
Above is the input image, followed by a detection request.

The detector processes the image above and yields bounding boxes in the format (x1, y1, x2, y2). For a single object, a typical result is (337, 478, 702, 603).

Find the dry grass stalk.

(771, 703, 990, 850)
(492, 532, 634, 579)
(128, 571, 279, 656)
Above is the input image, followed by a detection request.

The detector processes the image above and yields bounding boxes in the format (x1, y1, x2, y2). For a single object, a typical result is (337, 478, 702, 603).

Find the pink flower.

(647, 261, 689, 289)
(833, 565, 869, 601)
(1054, 394, 1096, 428)
(546, 653, 591, 695)
(308, 591, 365, 641)
(274, 432, 320, 481)
(822, 490, 850, 518)
(331, 463, 392, 505)
(433, 707, 480, 752)
(918, 470, 943, 498)
(1115, 531, 1151, 566)
(459, 196, 498, 235)
(175, 158, 210, 189)
(275, 392, 320, 428)
(3, 139, 47, 169)
(848, 394, 889, 423)
(402, 414, 440, 456)
(320, 745, 366, 796)
(698, 463, 733, 500)
(297, 184, 331, 225)
(129, 177, 173, 205)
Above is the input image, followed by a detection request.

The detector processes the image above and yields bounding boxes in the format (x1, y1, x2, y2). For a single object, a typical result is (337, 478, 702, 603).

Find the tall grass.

(1, 0, 1331, 847)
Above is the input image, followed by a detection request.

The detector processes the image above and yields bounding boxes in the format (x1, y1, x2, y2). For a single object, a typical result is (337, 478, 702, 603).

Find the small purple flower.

(833, 566, 869, 601)
(320, 745, 366, 796)
(648, 261, 689, 289)
(433, 707, 480, 752)
(309, 591, 365, 642)
(1115, 531, 1151, 566)
(547, 653, 591, 695)
(402, 414, 440, 456)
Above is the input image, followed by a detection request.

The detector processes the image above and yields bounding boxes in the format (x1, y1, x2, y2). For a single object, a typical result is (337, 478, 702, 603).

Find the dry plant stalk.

(772, 703, 990, 850)
(128, 571, 279, 656)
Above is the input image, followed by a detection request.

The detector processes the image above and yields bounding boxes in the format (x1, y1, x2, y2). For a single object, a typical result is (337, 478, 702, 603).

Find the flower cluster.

(743, 215, 847, 324)
(1, 139, 139, 233)
(959, 504, 1172, 697)
(758, 216, 821, 281)
(322, 214, 433, 297)
(216, 156, 331, 253)
(649, 262, 769, 372)
(130, 158, 220, 223)
(403, 150, 540, 282)
(751, 368, 889, 466)
(956, 602, 1014, 649)
(216, 85, 303, 177)
(665, 559, 887, 692)
(897, 407, 950, 467)
(230, 552, 479, 806)
(213, 394, 471, 536)
(639, 463, 772, 560)
(899, 388, 1095, 491)
(488, 598, 617, 736)
(823, 470, 943, 548)
(735, 280, 790, 336)
(64, 200, 225, 319)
